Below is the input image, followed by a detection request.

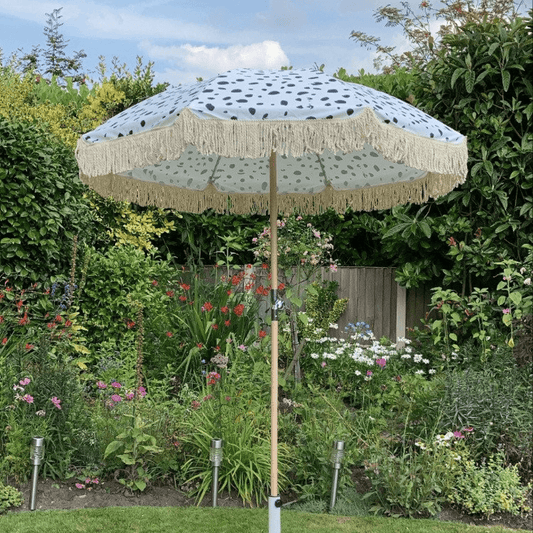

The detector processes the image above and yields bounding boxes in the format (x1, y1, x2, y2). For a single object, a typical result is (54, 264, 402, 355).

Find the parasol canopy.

(76, 67, 467, 533)
(76, 67, 467, 215)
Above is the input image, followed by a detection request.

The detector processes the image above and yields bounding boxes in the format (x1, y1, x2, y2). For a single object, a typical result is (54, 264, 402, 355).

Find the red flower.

(448, 236, 457, 246)
(233, 304, 245, 317)
(212, 324, 219, 330)
(166, 290, 175, 297)
(55, 314, 63, 323)
(25, 343, 34, 350)
(259, 330, 267, 338)
(225, 320, 231, 326)
(197, 343, 203, 349)
(246, 264, 252, 269)
(2, 338, 7, 345)
(18, 313, 29, 325)
(231, 275, 240, 286)
(180, 283, 190, 291)
(245, 283, 254, 291)
(126, 320, 136, 329)
(227, 290, 232, 296)
(16, 300, 23, 309)
(202, 302, 213, 312)
(256, 285, 264, 295)
(166, 331, 173, 337)
(179, 295, 187, 302)
(0, 316, 4, 323)
(220, 306, 229, 314)
(278, 283, 285, 291)
(262, 263, 269, 269)
(65, 320, 72, 327)
(47, 322, 55, 329)
(152, 280, 158, 286)
(262, 288, 269, 296)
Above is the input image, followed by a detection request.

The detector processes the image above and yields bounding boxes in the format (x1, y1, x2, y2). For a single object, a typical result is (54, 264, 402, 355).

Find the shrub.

(0, 117, 94, 283)
(448, 452, 531, 517)
(0, 483, 23, 514)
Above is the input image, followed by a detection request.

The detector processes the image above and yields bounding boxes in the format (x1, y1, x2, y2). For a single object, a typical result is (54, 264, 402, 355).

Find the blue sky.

(0, 0, 406, 86)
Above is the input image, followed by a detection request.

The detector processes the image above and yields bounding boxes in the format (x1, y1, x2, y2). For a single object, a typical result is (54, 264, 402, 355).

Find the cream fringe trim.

(79, 172, 464, 215)
(76, 107, 468, 213)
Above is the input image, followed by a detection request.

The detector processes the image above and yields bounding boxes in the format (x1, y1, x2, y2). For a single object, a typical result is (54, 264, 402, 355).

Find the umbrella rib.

(315, 153, 329, 188)
(209, 155, 222, 184)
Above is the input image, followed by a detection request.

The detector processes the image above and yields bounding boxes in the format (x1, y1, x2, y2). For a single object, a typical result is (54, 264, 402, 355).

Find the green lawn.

(1, 507, 530, 533)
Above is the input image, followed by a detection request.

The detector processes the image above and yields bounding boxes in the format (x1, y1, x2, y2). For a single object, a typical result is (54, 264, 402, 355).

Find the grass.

(1, 507, 530, 533)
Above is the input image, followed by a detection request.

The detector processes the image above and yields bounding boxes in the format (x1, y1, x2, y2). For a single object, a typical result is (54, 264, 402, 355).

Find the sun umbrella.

(76, 67, 467, 532)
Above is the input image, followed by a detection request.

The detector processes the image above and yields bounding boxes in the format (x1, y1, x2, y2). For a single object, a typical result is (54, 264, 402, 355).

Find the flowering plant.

(252, 216, 337, 278)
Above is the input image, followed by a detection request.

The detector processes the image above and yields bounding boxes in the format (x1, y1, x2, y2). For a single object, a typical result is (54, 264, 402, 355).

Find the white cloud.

(256, 0, 308, 29)
(141, 40, 290, 74)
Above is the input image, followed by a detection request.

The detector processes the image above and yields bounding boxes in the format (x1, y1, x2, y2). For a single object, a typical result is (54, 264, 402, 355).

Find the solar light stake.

(29, 437, 45, 511)
(329, 440, 345, 511)
(210, 438, 223, 507)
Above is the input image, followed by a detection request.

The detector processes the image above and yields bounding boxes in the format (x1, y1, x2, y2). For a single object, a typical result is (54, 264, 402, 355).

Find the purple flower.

(96, 381, 107, 389)
(111, 381, 122, 389)
(19, 377, 31, 386)
(138, 386, 147, 397)
(375, 358, 387, 369)
(111, 394, 122, 403)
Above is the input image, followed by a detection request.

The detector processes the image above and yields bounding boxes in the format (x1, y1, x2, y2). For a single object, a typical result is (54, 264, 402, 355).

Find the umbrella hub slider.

(270, 289, 284, 321)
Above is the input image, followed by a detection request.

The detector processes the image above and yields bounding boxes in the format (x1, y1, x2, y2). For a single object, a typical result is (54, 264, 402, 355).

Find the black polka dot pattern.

(82, 67, 464, 196)
(83, 67, 462, 144)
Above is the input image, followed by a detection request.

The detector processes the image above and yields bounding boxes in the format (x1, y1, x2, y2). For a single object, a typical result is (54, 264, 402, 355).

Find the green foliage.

(299, 280, 348, 341)
(104, 410, 163, 492)
(412, 13, 533, 290)
(448, 452, 531, 517)
(180, 390, 289, 505)
(79, 246, 175, 343)
(0, 482, 23, 514)
(334, 67, 417, 102)
(0, 117, 93, 282)
(435, 366, 533, 466)
(30, 76, 94, 112)
(96, 55, 168, 117)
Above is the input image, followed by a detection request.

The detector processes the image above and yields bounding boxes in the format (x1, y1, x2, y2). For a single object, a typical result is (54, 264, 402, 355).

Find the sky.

(0, 0, 410, 86)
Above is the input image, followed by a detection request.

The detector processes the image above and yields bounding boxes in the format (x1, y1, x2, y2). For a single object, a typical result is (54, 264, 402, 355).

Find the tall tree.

(42, 7, 86, 82)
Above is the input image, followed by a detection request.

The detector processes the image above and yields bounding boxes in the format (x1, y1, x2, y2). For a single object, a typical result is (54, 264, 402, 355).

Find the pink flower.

(366, 370, 373, 377)
(125, 391, 135, 401)
(463, 426, 474, 432)
(502, 308, 511, 314)
(96, 381, 107, 389)
(19, 377, 31, 386)
(92, 478, 99, 484)
(375, 358, 387, 369)
(85, 478, 92, 484)
(111, 394, 122, 403)
(329, 264, 338, 273)
(51, 397, 62, 409)
(138, 386, 147, 397)
(225, 396, 231, 401)
(321, 361, 327, 368)
(453, 431, 465, 439)
(75, 483, 85, 489)
(22, 394, 34, 404)
(191, 400, 201, 410)
(111, 381, 122, 389)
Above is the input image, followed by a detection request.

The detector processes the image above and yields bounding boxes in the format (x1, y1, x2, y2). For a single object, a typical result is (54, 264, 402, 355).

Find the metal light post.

(29, 436, 45, 511)
(329, 440, 345, 511)
(210, 438, 223, 507)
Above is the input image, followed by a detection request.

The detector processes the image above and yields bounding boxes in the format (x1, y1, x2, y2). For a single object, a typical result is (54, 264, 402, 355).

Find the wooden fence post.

(396, 283, 407, 347)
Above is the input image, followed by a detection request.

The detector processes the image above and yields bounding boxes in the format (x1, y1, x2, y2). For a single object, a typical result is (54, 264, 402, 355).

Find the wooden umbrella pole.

(269, 149, 279, 498)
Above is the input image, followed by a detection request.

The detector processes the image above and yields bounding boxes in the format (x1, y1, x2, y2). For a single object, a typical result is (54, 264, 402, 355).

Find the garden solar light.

(209, 438, 223, 507)
(329, 440, 345, 510)
(29, 436, 45, 511)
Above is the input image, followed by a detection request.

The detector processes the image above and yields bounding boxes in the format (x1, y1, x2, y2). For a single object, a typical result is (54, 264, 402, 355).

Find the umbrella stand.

(268, 150, 281, 533)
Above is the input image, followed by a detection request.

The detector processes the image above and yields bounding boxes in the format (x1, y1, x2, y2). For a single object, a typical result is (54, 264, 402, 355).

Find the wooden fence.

(322, 266, 433, 341)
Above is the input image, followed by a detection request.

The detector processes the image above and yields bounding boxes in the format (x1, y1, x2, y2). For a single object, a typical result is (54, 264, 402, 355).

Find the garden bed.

(8, 476, 533, 532)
